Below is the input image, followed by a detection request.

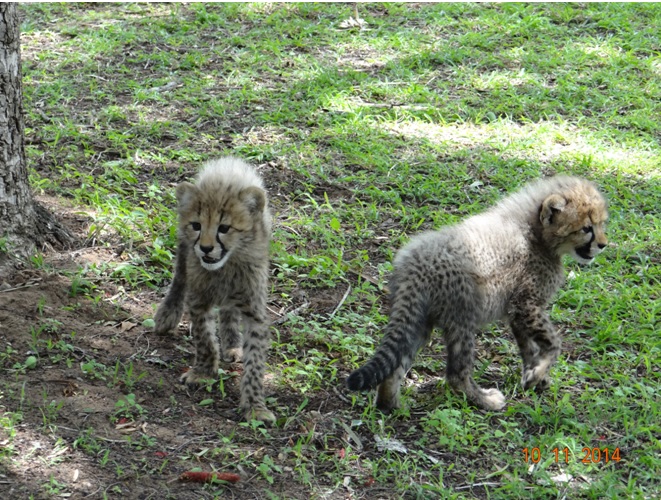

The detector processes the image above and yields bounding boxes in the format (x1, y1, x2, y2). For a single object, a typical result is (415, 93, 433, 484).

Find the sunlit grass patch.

(379, 118, 661, 175)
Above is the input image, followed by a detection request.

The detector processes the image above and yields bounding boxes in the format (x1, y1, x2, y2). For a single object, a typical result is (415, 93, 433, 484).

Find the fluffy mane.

(196, 157, 265, 191)
(490, 175, 605, 226)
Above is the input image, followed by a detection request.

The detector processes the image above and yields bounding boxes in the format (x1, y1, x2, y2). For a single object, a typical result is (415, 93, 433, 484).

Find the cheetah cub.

(154, 157, 275, 424)
(348, 176, 608, 412)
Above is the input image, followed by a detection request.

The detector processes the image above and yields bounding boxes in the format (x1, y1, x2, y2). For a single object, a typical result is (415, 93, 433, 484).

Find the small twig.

(83, 486, 102, 498)
(172, 434, 215, 453)
(349, 269, 383, 288)
(425, 74, 438, 87)
(278, 224, 301, 237)
(94, 436, 129, 444)
(355, 102, 432, 110)
(332, 385, 351, 404)
(455, 482, 501, 491)
(455, 465, 508, 491)
(329, 285, 351, 319)
(34, 108, 53, 123)
(103, 481, 125, 497)
(273, 302, 310, 325)
(129, 331, 151, 360)
(0, 280, 42, 293)
(148, 81, 180, 93)
(267, 305, 282, 318)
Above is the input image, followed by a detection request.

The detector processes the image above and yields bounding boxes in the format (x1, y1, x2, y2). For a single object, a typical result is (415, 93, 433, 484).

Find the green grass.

(3, 2, 660, 498)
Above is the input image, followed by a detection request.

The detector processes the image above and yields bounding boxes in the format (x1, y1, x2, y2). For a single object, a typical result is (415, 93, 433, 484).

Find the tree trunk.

(0, 3, 74, 263)
(0, 3, 35, 254)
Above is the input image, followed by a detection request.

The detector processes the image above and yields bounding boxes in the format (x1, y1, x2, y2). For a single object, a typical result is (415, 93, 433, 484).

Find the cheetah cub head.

(539, 180, 608, 264)
(175, 178, 267, 271)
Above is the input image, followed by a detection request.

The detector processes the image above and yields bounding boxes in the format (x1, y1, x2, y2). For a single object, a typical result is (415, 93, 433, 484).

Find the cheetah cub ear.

(240, 186, 266, 215)
(540, 193, 567, 227)
(175, 182, 200, 211)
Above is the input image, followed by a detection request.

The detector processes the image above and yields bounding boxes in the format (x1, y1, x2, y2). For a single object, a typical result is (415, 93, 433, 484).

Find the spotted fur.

(154, 157, 275, 423)
(347, 176, 608, 412)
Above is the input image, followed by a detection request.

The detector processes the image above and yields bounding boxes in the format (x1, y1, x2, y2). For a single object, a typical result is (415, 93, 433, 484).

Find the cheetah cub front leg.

(153, 242, 188, 335)
(180, 305, 275, 424)
(180, 304, 220, 386)
(218, 308, 243, 363)
(236, 303, 275, 424)
(510, 309, 561, 392)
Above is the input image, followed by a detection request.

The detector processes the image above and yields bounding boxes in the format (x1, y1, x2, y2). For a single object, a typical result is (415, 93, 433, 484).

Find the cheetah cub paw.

(480, 388, 506, 411)
(521, 359, 553, 390)
(243, 407, 276, 425)
(179, 368, 215, 389)
(222, 347, 243, 363)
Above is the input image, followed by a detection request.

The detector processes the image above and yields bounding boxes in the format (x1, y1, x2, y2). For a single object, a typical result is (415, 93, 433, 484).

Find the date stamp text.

(523, 447, 621, 464)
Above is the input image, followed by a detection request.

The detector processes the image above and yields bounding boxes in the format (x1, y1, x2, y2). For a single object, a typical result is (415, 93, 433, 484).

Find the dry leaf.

(120, 321, 137, 332)
(375, 435, 408, 454)
(338, 16, 367, 29)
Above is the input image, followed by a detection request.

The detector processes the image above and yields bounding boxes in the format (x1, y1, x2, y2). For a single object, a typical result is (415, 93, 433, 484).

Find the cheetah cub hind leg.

(448, 379, 507, 411)
(375, 366, 407, 413)
(446, 354, 507, 411)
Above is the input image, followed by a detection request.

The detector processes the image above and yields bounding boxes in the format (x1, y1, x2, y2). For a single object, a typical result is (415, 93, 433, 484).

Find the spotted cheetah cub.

(348, 176, 608, 412)
(154, 157, 275, 423)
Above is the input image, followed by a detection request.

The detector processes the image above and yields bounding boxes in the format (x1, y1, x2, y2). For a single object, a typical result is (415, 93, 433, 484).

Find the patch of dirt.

(0, 258, 351, 499)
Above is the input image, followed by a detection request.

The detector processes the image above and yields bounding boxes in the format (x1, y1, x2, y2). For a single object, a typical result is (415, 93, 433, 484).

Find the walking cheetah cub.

(154, 157, 275, 423)
(348, 176, 608, 412)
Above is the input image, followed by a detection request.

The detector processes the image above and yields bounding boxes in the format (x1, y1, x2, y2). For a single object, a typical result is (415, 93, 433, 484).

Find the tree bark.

(0, 3, 35, 252)
(0, 3, 74, 262)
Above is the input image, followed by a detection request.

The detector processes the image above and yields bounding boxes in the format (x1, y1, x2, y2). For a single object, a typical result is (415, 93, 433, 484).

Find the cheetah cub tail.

(346, 330, 407, 391)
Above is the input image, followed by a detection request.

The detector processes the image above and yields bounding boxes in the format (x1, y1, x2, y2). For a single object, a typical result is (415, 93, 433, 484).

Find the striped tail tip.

(346, 369, 370, 391)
